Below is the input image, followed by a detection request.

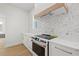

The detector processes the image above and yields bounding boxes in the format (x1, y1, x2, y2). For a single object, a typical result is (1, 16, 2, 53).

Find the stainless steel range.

(31, 34, 57, 56)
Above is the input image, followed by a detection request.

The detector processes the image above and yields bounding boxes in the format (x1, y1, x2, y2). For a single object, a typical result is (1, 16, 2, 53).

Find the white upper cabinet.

(34, 3, 68, 18)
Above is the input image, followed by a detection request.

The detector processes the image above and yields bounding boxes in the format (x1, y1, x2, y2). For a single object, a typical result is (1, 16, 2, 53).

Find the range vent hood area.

(34, 3, 68, 18)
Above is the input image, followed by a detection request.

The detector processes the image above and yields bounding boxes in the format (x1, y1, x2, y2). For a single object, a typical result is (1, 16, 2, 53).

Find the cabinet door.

(49, 43, 73, 56)
(23, 35, 32, 49)
(34, 3, 55, 15)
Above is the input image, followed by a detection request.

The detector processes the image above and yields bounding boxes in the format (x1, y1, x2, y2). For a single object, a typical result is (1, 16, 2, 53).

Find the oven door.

(32, 41, 45, 56)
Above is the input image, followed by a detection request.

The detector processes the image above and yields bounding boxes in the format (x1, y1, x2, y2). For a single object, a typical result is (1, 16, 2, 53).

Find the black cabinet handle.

(55, 46, 72, 54)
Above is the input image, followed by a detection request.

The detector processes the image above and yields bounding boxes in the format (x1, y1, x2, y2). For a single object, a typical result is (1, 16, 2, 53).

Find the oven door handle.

(32, 40, 46, 48)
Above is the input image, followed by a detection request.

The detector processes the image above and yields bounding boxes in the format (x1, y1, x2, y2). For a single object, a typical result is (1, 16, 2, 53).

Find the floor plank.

(0, 44, 32, 56)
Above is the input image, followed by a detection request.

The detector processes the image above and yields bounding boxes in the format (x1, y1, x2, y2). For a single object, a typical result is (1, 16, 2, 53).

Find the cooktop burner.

(35, 34, 57, 40)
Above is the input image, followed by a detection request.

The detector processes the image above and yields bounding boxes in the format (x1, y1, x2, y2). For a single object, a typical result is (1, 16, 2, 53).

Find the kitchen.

(0, 3, 79, 56)
(23, 3, 79, 56)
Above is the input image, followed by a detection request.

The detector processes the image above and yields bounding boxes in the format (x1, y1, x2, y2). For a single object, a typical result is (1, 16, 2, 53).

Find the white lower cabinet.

(23, 35, 32, 49)
(49, 42, 79, 56)
(23, 34, 37, 56)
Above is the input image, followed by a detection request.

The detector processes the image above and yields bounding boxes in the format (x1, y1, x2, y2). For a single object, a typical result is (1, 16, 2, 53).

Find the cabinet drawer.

(49, 43, 77, 56)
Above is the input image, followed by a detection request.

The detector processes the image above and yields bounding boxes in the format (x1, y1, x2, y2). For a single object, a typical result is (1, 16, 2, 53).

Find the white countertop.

(23, 33, 35, 37)
(23, 33, 79, 51)
(49, 37, 79, 51)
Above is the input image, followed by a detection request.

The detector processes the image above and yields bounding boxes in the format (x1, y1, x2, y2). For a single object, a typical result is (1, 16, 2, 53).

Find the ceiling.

(10, 3, 34, 11)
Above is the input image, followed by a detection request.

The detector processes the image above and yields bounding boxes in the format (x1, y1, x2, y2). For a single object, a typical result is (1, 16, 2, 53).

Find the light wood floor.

(0, 44, 32, 56)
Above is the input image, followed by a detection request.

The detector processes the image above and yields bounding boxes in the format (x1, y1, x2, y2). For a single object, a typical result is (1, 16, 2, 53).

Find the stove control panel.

(31, 37, 47, 44)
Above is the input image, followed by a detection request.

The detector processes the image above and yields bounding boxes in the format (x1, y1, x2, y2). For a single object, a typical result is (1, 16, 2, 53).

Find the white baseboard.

(4, 42, 22, 48)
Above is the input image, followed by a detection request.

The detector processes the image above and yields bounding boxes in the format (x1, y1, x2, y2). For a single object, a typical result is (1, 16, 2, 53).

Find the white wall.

(27, 10, 33, 33)
(35, 3, 79, 43)
(0, 4, 29, 47)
